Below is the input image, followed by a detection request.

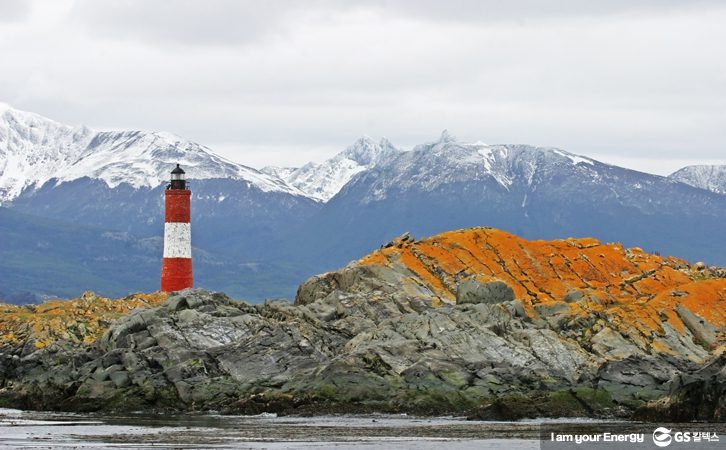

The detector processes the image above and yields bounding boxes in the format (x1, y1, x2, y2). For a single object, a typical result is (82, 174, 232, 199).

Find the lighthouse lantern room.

(161, 164, 193, 291)
(170, 163, 186, 189)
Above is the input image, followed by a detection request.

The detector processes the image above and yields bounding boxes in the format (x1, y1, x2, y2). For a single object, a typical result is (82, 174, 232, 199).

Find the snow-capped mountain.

(268, 136, 402, 202)
(291, 130, 726, 277)
(3, 103, 726, 304)
(0, 104, 302, 204)
(343, 130, 601, 203)
(0, 103, 93, 203)
(263, 130, 600, 203)
(669, 165, 726, 195)
(260, 165, 298, 180)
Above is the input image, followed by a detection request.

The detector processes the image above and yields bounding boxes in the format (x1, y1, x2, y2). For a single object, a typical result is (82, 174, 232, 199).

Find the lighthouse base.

(161, 258, 193, 292)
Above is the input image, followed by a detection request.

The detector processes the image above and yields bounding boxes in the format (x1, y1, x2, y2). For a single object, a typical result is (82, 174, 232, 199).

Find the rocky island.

(0, 228, 724, 421)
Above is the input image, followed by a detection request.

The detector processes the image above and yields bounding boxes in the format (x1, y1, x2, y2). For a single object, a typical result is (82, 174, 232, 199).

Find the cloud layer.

(1, 0, 724, 174)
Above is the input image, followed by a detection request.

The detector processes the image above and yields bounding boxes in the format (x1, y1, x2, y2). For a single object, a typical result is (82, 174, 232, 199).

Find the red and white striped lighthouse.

(161, 164, 193, 291)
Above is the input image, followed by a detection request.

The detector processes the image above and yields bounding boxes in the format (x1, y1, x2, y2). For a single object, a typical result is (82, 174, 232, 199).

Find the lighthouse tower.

(161, 164, 193, 291)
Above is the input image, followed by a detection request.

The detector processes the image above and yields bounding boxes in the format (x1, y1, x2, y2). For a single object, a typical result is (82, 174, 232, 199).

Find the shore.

(3, 408, 725, 449)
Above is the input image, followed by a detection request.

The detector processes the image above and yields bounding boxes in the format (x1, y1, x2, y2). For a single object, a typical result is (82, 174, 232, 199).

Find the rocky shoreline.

(1, 228, 724, 421)
(0, 287, 721, 421)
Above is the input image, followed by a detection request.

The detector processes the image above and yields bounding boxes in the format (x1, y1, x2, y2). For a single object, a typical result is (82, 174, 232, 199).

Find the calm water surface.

(2, 408, 718, 449)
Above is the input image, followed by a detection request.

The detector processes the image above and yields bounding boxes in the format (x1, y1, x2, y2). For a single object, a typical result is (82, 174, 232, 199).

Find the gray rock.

(533, 302, 570, 329)
(456, 279, 515, 305)
(596, 356, 682, 404)
(563, 290, 583, 303)
(101, 349, 123, 368)
(636, 353, 726, 422)
(591, 327, 640, 359)
(506, 299, 527, 318)
(92, 367, 109, 382)
(0, 287, 720, 421)
(104, 364, 125, 375)
(110, 371, 130, 388)
(676, 305, 717, 349)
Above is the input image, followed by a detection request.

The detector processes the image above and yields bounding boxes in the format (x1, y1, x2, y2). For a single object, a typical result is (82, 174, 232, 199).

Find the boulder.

(636, 353, 726, 422)
(676, 305, 718, 349)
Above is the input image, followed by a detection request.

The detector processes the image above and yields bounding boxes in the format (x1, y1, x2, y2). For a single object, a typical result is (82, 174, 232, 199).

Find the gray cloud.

(69, 0, 340, 46)
(0, 0, 30, 22)
(373, 0, 726, 23)
(1, 0, 724, 174)
(65, 0, 723, 46)
(67, 0, 726, 46)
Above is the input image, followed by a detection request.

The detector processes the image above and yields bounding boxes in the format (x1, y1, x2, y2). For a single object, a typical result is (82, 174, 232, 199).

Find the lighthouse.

(161, 164, 193, 291)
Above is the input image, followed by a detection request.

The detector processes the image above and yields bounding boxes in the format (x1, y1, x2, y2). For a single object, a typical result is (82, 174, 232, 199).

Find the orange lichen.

(358, 227, 726, 357)
(0, 291, 169, 350)
(361, 228, 688, 304)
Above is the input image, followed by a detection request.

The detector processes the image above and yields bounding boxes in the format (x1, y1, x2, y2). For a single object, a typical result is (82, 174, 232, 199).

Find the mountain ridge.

(0, 105, 303, 204)
(669, 164, 726, 194)
(3, 103, 724, 205)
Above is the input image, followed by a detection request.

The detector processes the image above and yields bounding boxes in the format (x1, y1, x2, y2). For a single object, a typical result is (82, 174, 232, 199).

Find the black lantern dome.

(170, 163, 186, 190)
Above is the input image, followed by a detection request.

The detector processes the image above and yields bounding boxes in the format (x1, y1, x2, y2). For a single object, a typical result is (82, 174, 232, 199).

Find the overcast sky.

(1, 0, 725, 174)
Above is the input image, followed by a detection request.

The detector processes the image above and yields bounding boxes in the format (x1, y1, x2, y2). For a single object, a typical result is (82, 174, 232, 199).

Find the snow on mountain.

(55, 130, 301, 194)
(277, 136, 402, 202)
(6, 100, 718, 216)
(0, 105, 94, 203)
(669, 165, 726, 194)
(264, 131, 602, 203)
(0, 105, 303, 204)
(346, 130, 600, 203)
(260, 166, 297, 180)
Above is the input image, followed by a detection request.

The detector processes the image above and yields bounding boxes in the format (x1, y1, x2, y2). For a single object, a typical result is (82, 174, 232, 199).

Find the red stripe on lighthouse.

(161, 188, 193, 292)
(161, 258, 193, 291)
(165, 190, 191, 222)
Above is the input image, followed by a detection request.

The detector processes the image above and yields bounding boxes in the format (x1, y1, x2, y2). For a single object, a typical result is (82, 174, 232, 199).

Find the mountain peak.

(669, 164, 726, 194)
(279, 136, 403, 202)
(0, 103, 69, 129)
(342, 135, 399, 166)
(0, 106, 305, 203)
(344, 135, 376, 157)
(379, 137, 394, 148)
(352, 134, 376, 145)
(438, 129, 457, 143)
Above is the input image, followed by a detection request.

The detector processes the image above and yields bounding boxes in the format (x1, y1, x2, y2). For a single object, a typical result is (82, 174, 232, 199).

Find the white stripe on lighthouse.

(163, 222, 192, 258)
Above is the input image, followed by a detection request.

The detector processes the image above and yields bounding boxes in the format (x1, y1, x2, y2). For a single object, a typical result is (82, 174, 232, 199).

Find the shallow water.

(0, 408, 722, 449)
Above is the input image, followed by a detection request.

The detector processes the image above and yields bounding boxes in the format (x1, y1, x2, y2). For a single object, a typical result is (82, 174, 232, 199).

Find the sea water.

(0, 408, 538, 449)
(1, 408, 721, 449)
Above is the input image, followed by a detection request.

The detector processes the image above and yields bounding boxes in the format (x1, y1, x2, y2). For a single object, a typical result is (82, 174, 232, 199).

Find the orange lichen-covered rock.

(353, 227, 726, 360)
(360, 228, 690, 304)
(0, 291, 169, 350)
